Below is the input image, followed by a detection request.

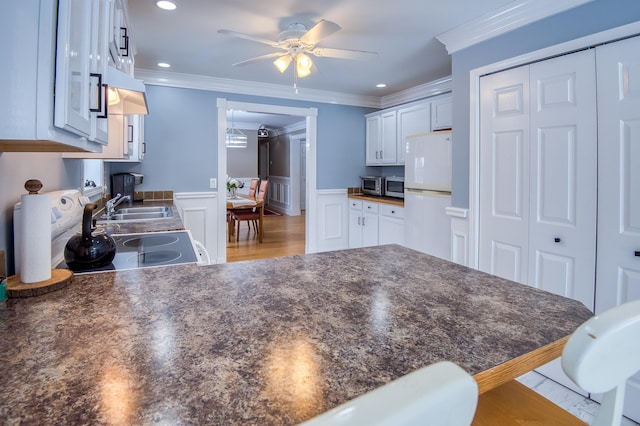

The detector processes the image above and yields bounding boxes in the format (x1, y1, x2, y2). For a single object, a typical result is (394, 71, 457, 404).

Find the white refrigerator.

(404, 130, 452, 260)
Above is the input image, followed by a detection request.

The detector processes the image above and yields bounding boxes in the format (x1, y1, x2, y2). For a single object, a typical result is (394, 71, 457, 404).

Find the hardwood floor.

(226, 211, 306, 262)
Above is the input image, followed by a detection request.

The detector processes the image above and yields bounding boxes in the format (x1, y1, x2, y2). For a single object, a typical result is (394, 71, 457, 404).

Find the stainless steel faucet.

(105, 193, 131, 218)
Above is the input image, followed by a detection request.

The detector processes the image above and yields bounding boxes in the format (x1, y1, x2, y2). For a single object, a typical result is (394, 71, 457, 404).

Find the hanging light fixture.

(226, 110, 247, 149)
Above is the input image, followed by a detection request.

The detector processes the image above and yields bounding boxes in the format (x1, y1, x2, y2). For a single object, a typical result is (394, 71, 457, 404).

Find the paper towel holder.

(6, 180, 74, 298)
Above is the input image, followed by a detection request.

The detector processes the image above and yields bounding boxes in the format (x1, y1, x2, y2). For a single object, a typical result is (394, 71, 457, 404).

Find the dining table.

(227, 193, 264, 242)
(0, 245, 594, 425)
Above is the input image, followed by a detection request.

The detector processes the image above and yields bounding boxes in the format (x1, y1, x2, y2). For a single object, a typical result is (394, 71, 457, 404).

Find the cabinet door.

(91, 0, 111, 144)
(397, 102, 430, 165)
(54, 0, 93, 139)
(431, 96, 453, 130)
(361, 202, 379, 247)
(366, 115, 382, 165)
(348, 200, 363, 248)
(380, 111, 397, 164)
(379, 205, 405, 245)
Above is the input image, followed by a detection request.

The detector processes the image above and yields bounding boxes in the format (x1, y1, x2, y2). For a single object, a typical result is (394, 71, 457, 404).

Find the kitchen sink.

(96, 206, 174, 223)
(116, 206, 172, 214)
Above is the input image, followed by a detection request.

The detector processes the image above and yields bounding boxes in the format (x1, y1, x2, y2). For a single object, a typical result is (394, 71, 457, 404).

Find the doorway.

(216, 99, 318, 262)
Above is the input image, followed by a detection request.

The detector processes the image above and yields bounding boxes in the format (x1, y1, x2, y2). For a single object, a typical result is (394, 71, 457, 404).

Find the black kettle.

(64, 203, 116, 271)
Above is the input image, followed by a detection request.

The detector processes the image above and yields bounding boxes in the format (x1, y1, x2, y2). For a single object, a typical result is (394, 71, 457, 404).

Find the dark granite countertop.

(0, 245, 593, 425)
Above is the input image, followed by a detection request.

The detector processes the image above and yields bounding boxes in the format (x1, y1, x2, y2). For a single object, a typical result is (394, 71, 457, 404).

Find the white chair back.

(299, 361, 478, 426)
(561, 299, 640, 426)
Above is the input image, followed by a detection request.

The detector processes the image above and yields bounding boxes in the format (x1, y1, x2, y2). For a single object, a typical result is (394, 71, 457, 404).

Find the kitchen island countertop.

(0, 245, 593, 425)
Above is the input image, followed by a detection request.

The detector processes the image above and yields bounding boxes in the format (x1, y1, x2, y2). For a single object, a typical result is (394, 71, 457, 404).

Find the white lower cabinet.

(379, 204, 405, 245)
(349, 200, 379, 248)
(349, 199, 404, 248)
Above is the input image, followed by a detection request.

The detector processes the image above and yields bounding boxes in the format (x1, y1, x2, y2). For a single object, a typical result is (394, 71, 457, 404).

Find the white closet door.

(528, 49, 597, 310)
(479, 65, 531, 282)
(595, 36, 640, 423)
(528, 49, 597, 395)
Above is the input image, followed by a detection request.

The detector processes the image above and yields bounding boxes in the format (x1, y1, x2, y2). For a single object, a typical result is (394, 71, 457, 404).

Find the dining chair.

(473, 299, 640, 426)
(299, 361, 478, 426)
(247, 178, 259, 197)
(232, 179, 268, 241)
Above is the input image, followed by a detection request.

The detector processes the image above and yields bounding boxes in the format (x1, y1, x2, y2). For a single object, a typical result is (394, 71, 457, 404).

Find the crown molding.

(135, 69, 382, 108)
(380, 76, 452, 109)
(273, 121, 306, 136)
(436, 0, 595, 54)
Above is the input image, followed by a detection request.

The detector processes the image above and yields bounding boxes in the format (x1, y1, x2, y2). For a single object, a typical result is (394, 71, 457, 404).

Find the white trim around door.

(217, 99, 318, 262)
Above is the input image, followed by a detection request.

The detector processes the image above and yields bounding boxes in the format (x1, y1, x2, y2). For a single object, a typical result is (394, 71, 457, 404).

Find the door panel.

(595, 35, 640, 423)
(479, 66, 530, 282)
(528, 50, 597, 310)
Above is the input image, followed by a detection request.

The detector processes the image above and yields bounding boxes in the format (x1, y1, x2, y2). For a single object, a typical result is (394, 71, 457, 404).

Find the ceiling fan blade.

(310, 47, 378, 61)
(232, 52, 288, 67)
(218, 29, 281, 48)
(300, 19, 341, 45)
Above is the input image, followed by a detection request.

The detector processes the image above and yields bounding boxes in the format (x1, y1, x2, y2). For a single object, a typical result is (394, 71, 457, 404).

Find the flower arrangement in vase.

(226, 178, 244, 198)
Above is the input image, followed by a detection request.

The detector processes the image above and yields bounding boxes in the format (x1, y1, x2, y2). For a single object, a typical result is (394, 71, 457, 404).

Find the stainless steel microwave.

(385, 176, 404, 198)
(360, 176, 385, 196)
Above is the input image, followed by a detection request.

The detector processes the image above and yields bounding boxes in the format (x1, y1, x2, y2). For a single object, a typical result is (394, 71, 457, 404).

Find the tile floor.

(518, 371, 639, 425)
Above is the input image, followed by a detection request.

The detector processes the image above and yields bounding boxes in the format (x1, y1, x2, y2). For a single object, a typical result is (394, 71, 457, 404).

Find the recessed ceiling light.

(157, 62, 171, 68)
(376, 83, 387, 88)
(156, 1, 177, 11)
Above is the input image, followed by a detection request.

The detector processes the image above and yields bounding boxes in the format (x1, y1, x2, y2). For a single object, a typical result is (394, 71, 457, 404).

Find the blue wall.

(450, 0, 640, 208)
(111, 85, 376, 192)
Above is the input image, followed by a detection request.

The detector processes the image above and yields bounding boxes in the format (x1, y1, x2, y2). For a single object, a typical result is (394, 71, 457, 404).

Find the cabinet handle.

(362, 217, 365, 226)
(120, 27, 130, 57)
(89, 73, 108, 118)
(357, 217, 361, 226)
(554, 237, 561, 243)
(635, 251, 640, 257)
(128, 124, 134, 143)
(142, 142, 146, 154)
(375, 151, 379, 160)
(391, 210, 395, 214)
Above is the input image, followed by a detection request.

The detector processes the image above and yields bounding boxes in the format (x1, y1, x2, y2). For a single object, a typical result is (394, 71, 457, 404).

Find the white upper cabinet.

(109, 0, 135, 75)
(365, 94, 449, 166)
(366, 112, 397, 165)
(55, 0, 111, 145)
(430, 95, 453, 130)
(0, 0, 113, 152)
(397, 102, 431, 164)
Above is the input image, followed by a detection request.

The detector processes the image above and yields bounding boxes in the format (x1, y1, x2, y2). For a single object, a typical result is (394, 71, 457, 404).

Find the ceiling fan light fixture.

(296, 53, 312, 78)
(273, 55, 292, 73)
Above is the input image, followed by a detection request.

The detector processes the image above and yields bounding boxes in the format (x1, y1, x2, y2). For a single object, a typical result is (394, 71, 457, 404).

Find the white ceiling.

(128, 0, 516, 99)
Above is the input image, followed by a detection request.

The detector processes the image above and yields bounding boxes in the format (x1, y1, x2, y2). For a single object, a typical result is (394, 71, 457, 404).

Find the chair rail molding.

(436, 0, 595, 54)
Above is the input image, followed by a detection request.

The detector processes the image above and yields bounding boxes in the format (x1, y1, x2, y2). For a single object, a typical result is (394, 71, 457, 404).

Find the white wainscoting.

(446, 207, 470, 267)
(267, 176, 292, 215)
(315, 189, 350, 252)
(174, 192, 218, 264)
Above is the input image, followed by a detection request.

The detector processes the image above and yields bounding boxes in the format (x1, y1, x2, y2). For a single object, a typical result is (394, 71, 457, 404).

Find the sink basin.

(109, 211, 173, 220)
(116, 206, 172, 214)
(96, 206, 174, 223)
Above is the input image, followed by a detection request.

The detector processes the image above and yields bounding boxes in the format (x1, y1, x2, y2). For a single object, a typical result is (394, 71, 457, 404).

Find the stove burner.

(127, 250, 183, 266)
(121, 234, 179, 248)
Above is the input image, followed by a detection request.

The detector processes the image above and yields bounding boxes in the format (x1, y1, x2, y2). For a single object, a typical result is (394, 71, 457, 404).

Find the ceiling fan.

(218, 20, 378, 89)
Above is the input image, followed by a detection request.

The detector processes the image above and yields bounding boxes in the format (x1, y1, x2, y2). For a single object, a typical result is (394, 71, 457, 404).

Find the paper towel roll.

(19, 193, 52, 283)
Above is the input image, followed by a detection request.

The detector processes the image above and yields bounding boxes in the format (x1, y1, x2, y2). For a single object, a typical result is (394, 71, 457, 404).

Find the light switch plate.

(209, 178, 217, 189)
